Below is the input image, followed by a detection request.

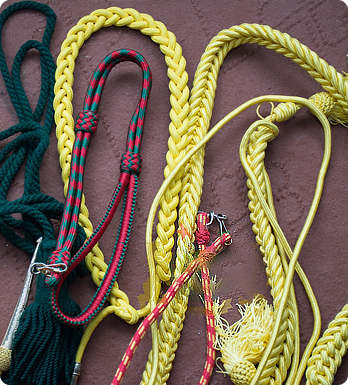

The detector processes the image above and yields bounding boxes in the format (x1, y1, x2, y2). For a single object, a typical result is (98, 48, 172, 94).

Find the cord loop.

(48, 49, 152, 325)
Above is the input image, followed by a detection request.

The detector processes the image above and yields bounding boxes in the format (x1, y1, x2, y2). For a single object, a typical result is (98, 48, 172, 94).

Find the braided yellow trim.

(306, 303, 348, 385)
(54, 7, 191, 380)
(245, 113, 298, 385)
(55, 16, 348, 384)
(142, 23, 347, 385)
(142, 94, 332, 385)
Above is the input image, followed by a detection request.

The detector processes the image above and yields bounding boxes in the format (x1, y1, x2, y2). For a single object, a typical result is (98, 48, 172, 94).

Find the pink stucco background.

(0, 1, 347, 384)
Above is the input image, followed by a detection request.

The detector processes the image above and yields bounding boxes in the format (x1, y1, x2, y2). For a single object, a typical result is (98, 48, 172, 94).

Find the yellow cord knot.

(309, 92, 348, 125)
(230, 360, 257, 385)
(271, 102, 300, 122)
(214, 296, 274, 385)
(0, 346, 11, 373)
(309, 92, 336, 118)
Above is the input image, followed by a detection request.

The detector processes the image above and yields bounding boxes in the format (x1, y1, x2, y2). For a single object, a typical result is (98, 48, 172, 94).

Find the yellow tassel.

(213, 296, 274, 385)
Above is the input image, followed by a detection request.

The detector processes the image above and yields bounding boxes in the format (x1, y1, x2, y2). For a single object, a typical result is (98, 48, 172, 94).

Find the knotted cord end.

(120, 151, 142, 175)
(75, 110, 99, 134)
(270, 102, 300, 122)
(45, 248, 70, 286)
(0, 346, 11, 374)
(309, 92, 348, 125)
(214, 296, 274, 385)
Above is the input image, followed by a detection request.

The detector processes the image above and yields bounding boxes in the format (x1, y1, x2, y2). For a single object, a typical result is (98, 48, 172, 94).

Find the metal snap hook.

(205, 211, 232, 245)
(30, 262, 67, 278)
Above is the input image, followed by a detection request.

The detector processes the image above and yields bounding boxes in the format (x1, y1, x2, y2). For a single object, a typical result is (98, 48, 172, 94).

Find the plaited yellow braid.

(142, 94, 332, 385)
(306, 303, 348, 385)
(140, 24, 348, 385)
(244, 104, 300, 385)
(241, 100, 325, 385)
(53, 7, 191, 382)
(55, 17, 348, 385)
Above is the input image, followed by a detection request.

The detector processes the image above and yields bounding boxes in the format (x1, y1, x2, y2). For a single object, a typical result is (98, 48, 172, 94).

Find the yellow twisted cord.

(53, 7, 191, 380)
(143, 23, 348, 385)
(54, 16, 348, 385)
(244, 114, 299, 385)
(242, 100, 332, 385)
(306, 303, 348, 385)
(142, 94, 331, 385)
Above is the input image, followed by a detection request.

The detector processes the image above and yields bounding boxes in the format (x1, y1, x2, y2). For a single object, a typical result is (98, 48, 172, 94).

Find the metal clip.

(207, 212, 231, 243)
(30, 262, 67, 277)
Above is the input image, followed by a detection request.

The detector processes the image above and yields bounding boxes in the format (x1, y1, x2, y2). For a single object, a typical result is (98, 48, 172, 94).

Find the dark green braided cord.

(0, 2, 86, 385)
(0, 1, 59, 250)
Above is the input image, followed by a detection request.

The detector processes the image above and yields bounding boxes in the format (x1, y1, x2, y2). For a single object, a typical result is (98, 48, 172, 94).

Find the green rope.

(0, 2, 86, 384)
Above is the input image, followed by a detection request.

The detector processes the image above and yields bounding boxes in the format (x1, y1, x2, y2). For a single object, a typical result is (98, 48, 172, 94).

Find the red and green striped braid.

(44, 49, 152, 326)
(112, 211, 232, 385)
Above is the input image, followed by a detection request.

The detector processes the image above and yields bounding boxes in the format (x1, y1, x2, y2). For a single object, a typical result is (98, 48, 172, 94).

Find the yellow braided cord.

(54, 16, 348, 384)
(189, 24, 348, 126)
(306, 303, 348, 385)
(53, 7, 192, 376)
(142, 23, 348, 385)
(142, 94, 335, 385)
(244, 113, 298, 385)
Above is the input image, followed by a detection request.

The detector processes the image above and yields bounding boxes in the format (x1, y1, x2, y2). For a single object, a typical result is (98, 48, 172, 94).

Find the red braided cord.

(45, 49, 152, 325)
(197, 211, 217, 385)
(111, 213, 232, 384)
(51, 174, 134, 324)
(199, 263, 216, 385)
(112, 257, 202, 385)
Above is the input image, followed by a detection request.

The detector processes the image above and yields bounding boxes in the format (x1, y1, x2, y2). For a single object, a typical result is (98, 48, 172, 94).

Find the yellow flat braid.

(53, 7, 191, 382)
(141, 23, 348, 385)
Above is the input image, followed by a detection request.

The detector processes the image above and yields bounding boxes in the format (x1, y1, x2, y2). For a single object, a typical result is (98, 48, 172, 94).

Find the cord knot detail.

(230, 361, 257, 385)
(75, 110, 99, 134)
(309, 92, 336, 118)
(271, 102, 300, 122)
(195, 228, 211, 245)
(120, 152, 142, 175)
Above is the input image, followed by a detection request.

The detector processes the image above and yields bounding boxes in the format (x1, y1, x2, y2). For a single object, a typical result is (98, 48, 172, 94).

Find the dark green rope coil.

(0, 2, 86, 384)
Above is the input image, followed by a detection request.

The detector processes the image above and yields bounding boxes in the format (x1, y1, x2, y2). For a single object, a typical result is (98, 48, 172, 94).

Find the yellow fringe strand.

(214, 297, 274, 385)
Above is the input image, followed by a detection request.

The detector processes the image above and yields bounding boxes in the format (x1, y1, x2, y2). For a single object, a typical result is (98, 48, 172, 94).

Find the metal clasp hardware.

(30, 262, 67, 277)
(206, 211, 232, 245)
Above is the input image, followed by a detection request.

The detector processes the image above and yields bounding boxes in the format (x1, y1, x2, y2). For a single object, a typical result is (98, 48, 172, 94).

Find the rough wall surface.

(0, 0, 347, 384)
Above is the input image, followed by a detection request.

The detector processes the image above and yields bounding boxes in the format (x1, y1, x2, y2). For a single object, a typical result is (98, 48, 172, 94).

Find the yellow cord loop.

(54, 8, 193, 381)
(240, 102, 332, 385)
(143, 23, 348, 385)
(142, 94, 332, 385)
(142, 22, 348, 385)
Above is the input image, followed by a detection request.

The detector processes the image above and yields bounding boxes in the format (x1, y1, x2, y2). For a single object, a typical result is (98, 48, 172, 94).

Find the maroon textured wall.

(0, 1, 347, 384)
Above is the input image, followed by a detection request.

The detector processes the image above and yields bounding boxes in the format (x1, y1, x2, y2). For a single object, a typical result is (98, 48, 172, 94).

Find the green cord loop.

(0, 2, 86, 385)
